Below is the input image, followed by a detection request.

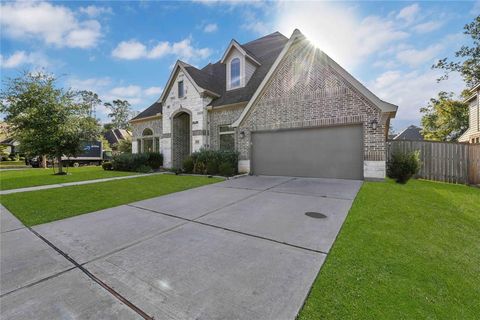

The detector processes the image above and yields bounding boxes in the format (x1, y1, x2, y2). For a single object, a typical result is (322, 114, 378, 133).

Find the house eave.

(129, 114, 162, 123)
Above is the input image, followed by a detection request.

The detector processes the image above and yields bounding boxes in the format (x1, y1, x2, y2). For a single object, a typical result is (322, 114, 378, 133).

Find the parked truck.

(28, 141, 112, 168)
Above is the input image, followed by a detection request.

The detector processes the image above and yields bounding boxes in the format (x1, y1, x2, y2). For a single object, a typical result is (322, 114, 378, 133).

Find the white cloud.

(0, 51, 49, 69)
(0, 51, 31, 68)
(395, 33, 464, 68)
(66, 77, 164, 119)
(144, 86, 163, 96)
(112, 38, 211, 61)
(203, 23, 218, 33)
(471, 0, 480, 15)
(413, 21, 443, 34)
(396, 44, 443, 67)
(396, 3, 420, 25)
(0, 1, 102, 49)
(112, 40, 147, 60)
(79, 5, 113, 17)
(370, 69, 464, 121)
(241, 10, 272, 35)
(275, 1, 408, 69)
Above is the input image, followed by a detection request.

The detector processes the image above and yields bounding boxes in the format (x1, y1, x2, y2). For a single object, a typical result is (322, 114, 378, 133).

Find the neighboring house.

(103, 129, 132, 148)
(459, 84, 480, 144)
(0, 122, 9, 141)
(393, 125, 424, 141)
(130, 30, 398, 180)
(0, 137, 19, 155)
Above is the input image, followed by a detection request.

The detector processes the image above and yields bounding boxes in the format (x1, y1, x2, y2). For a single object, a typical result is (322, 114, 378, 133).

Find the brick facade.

(236, 41, 389, 177)
(131, 34, 394, 178)
(208, 105, 244, 150)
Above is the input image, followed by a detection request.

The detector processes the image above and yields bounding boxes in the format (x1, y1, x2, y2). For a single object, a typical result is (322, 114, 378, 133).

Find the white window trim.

(226, 52, 245, 91)
(230, 58, 241, 89)
(219, 125, 234, 135)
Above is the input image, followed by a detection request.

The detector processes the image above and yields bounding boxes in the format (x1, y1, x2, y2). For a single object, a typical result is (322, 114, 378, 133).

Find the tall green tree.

(104, 99, 132, 130)
(433, 16, 480, 88)
(0, 72, 100, 174)
(79, 90, 102, 118)
(420, 91, 469, 141)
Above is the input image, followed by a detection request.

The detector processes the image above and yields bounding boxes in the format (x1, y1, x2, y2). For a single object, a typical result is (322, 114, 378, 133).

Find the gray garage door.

(251, 125, 363, 179)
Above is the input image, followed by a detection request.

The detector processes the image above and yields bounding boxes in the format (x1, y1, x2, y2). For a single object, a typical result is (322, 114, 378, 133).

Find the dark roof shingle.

(393, 125, 424, 141)
(132, 31, 289, 120)
(131, 101, 162, 121)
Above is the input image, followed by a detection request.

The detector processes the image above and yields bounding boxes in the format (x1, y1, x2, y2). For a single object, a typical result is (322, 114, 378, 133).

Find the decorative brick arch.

(171, 108, 192, 168)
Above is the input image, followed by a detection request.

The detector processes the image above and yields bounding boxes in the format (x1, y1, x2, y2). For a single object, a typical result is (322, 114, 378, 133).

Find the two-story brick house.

(130, 29, 398, 179)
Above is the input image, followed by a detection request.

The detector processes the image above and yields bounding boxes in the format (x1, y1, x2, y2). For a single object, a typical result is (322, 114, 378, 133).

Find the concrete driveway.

(0, 176, 362, 320)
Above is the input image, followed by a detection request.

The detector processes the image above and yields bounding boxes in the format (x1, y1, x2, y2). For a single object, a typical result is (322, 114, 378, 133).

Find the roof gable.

(131, 32, 290, 121)
(220, 40, 261, 66)
(232, 29, 398, 127)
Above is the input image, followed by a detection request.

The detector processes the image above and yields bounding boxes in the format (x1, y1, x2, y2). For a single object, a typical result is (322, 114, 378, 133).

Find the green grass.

(0, 174, 221, 226)
(0, 166, 137, 190)
(298, 179, 480, 319)
(0, 160, 27, 168)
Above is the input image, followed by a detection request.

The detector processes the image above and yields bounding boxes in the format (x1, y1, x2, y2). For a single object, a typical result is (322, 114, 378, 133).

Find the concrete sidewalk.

(0, 172, 165, 195)
(0, 205, 139, 319)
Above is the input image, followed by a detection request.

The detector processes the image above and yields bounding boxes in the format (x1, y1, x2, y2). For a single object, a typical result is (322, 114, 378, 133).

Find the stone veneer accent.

(172, 112, 191, 168)
(131, 118, 162, 153)
(237, 40, 390, 177)
(132, 118, 162, 138)
(208, 106, 244, 150)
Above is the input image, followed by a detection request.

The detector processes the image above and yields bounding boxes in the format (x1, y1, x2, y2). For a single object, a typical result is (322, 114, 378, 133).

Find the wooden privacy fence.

(387, 140, 480, 185)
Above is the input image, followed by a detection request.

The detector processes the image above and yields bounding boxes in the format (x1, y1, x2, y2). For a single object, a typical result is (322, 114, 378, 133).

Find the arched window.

(230, 58, 240, 88)
(142, 128, 153, 136)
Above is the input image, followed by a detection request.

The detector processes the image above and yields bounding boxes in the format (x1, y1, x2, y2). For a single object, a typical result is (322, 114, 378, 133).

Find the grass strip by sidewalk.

(0, 166, 137, 191)
(298, 179, 480, 319)
(1, 174, 222, 226)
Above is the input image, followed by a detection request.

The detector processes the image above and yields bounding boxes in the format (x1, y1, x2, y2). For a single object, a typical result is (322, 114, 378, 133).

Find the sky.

(0, 0, 478, 132)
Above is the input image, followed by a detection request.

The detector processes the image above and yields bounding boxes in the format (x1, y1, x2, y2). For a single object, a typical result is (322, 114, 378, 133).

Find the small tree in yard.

(0, 72, 100, 175)
(387, 150, 421, 184)
(420, 92, 469, 141)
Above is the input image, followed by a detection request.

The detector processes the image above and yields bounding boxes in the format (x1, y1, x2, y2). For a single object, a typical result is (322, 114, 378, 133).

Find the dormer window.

(230, 58, 240, 88)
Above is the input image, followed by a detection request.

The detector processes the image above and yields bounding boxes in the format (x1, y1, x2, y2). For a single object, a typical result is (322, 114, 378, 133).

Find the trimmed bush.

(206, 160, 219, 175)
(185, 148, 238, 176)
(110, 152, 163, 172)
(102, 161, 113, 171)
(145, 152, 163, 169)
(182, 156, 194, 173)
(387, 150, 421, 184)
(218, 161, 234, 177)
(135, 164, 153, 173)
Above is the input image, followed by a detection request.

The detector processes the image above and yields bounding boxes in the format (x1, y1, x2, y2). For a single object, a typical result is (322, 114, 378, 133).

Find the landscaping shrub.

(184, 148, 238, 176)
(218, 161, 234, 177)
(387, 150, 421, 184)
(145, 152, 163, 169)
(182, 156, 194, 173)
(102, 161, 113, 171)
(110, 152, 163, 172)
(206, 160, 219, 175)
(135, 164, 153, 173)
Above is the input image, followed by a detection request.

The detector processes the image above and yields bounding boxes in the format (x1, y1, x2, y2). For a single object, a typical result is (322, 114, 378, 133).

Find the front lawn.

(0, 160, 28, 168)
(0, 174, 222, 226)
(299, 179, 480, 319)
(0, 166, 137, 190)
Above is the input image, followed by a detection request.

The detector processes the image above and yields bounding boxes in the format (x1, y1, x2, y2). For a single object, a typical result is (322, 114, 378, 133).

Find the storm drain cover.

(305, 212, 327, 219)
